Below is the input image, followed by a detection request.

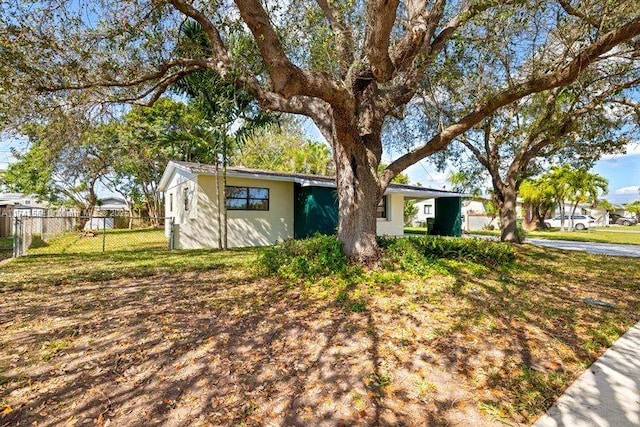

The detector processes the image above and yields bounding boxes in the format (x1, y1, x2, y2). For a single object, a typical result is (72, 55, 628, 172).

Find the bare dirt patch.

(1, 246, 639, 426)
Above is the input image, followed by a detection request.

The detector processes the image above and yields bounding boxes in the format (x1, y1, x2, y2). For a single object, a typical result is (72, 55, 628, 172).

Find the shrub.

(515, 227, 527, 244)
(259, 234, 348, 281)
(379, 235, 515, 268)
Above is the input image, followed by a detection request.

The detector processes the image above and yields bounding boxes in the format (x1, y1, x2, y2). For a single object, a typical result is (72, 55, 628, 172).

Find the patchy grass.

(0, 237, 12, 261)
(404, 226, 429, 235)
(26, 228, 170, 254)
(1, 239, 639, 425)
(472, 228, 640, 245)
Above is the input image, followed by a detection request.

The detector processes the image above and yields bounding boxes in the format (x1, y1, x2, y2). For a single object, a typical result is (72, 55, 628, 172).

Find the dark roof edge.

(169, 160, 465, 196)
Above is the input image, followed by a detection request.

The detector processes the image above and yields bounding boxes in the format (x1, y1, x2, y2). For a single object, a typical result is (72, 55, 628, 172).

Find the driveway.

(527, 238, 640, 257)
(466, 234, 640, 257)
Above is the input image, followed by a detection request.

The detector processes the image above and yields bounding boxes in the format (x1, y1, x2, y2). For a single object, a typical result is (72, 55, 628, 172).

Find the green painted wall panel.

(294, 185, 339, 239)
(432, 197, 462, 237)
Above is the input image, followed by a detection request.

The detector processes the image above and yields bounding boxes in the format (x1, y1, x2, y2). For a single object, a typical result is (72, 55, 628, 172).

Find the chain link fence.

(0, 216, 13, 261)
(11, 216, 174, 257)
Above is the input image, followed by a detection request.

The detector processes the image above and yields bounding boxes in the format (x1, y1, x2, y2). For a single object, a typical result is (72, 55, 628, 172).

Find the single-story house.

(158, 161, 464, 249)
(412, 199, 436, 226)
(0, 193, 48, 237)
(95, 196, 130, 216)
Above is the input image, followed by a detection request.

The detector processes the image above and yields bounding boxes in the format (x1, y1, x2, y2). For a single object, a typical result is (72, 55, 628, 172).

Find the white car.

(544, 215, 595, 230)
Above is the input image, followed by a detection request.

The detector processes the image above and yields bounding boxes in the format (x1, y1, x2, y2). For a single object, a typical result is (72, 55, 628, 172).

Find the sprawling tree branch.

(234, 0, 347, 104)
(168, 0, 231, 71)
(380, 0, 512, 116)
(315, 0, 354, 75)
(381, 16, 640, 188)
(364, 0, 400, 82)
(37, 59, 211, 92)
(558, 0, 601, 29)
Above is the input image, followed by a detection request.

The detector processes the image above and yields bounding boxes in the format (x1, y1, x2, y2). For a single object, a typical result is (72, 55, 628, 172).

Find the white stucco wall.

(224, 177, 294, 247)
(165, 170, 409, 247)
(168, 174, 294, 249)
(376, 193, 404, 236)
(412, 199, 435, 225)
(163, 168, 197, 240)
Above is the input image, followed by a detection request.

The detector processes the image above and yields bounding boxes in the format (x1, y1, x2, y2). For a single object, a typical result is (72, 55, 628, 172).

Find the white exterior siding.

(412, 199, 435, 225)
(163, 168, 198, 242)
(167, 174, 294, 249)
(377, 193, 404, 236)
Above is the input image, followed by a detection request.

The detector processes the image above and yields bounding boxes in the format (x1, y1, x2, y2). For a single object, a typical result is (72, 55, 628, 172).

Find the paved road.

(467, 234, 640, 257)
(534, 322, 640, 427)
(527, 238, 640, 258)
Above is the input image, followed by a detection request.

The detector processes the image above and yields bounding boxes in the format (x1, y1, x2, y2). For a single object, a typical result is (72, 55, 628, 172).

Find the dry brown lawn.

(1, 244, 639, 426)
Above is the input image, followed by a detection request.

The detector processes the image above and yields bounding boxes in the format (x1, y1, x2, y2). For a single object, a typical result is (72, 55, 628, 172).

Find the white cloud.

(601, 142, 640, 160)
(614, 186, 640, 195)
(405, 162, 448, 189)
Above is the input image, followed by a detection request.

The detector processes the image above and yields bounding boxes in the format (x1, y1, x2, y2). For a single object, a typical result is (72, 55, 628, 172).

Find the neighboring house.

(83, 197, 131, 230)
(412, 199, 436, 226)
(94, 197, 130, 216)
(459, 196, 525, 232)
(159, 161, 465, 249)
(0, 193, 48, 237)
(0, 192, 47, 214)
(462, 197, 495, 232)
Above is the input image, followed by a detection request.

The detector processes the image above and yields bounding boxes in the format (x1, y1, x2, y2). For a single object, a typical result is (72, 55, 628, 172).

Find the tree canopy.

(233, 121, 334, 176)
(2, 0, 640, 260)
(2, 116, 115, 229)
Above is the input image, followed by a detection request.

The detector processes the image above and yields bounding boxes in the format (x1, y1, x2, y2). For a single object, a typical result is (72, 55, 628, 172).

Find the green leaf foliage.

(259, 234, 515, 282)
(259, 234, 349, 281)
(379, 236, 515, 271)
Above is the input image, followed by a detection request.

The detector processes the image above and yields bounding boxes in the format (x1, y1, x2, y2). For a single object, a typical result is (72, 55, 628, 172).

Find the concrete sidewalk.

(534, 322, 640, 427)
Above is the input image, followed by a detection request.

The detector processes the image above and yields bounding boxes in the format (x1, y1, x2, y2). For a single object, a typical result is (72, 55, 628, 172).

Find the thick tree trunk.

(333, 135, 382, 265)
(537, 207, 550, 229)
(522, 203, 537, 231)
(532, 208, 546, 230)
(499, 186, 519, 242)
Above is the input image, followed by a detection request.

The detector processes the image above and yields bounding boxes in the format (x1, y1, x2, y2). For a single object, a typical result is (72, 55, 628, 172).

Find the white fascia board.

(216, 170, 336, 188)
(223, 170, 296, 183)
(158, 162, 195, 192)
(298, 179, 335, 188)
(386, 188, 467, 199)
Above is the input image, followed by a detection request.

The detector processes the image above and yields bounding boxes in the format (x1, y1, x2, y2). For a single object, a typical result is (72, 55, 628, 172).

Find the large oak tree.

(2, 0, 640, 261)
(451, 71, 638, 241)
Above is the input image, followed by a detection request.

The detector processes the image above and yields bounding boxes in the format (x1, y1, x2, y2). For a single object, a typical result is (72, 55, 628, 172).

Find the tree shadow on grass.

(3, 245, 635, 426)
(0, 261, 486, 426)
(423, 246, 640, 423)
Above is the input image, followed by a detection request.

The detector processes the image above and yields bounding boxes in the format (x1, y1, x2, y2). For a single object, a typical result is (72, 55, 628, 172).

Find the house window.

(225, 186, 269, 211)
(377, 196, 388, 219)
(183, 188, 190, 211)
(424, 205, 432, 214)
(169, 193, 173, 212)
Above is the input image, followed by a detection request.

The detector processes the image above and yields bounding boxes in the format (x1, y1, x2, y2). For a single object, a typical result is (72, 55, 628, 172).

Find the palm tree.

(173, 20, 279, 249)
(520, 178, 555, 230)
(544, 165, 574, 231)
(542, 166, 608, 231)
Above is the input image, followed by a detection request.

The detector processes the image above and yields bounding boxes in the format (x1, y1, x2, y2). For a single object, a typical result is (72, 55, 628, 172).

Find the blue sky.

(3, 127, 640, 205)
(592, 146, 640, 204)
(401, 151, 640, 205)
